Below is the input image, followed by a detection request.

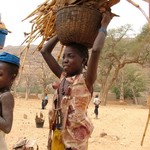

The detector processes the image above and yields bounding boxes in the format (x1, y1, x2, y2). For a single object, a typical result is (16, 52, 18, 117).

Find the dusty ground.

(6, 97, 150, 150)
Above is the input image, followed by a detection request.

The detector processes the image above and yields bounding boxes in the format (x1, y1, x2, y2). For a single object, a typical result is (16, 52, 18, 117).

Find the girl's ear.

(82, 58, 88, 67)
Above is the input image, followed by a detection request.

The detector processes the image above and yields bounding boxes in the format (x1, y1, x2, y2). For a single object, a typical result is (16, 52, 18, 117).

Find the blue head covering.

(0, 52, 20, 67)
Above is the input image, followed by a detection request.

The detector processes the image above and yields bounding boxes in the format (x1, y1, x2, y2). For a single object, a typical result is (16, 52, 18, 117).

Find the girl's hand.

(101, 11, 112, 28)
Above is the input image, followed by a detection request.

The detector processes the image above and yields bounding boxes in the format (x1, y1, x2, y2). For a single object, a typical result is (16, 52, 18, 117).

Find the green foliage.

(137, 24, 149, 40)
(111, 86, 133, 99)
(111, 87, 120, 99)
(16, 86, 26, 93)
(93, 83, 100, 92)
(30, 86, 42, 93)
(111, 65, 147, 99)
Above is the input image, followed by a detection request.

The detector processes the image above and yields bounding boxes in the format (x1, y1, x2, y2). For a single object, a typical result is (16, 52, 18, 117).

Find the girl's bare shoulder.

(0, 91, 14, 102)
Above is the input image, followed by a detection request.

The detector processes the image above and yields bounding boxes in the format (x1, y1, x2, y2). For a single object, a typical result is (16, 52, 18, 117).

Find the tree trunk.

(102, 95, 107, 106)
(101, 87, 110, 105)
(131, 87, 138, 105)
(99, 66, 122, 105)
(120, 71, 125, 102)
(25, 85, 30, 100)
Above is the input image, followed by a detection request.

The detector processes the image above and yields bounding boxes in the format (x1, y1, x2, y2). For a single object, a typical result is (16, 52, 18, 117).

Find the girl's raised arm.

(86, 11, 112, 92)
(40, 35, 63, 78)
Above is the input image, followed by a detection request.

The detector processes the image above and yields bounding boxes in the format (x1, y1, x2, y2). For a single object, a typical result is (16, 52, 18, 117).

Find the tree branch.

(126, 0, 150, 27)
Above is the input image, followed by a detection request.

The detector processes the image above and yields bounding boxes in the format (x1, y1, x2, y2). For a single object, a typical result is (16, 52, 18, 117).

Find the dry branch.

(126, 0, 150, 27)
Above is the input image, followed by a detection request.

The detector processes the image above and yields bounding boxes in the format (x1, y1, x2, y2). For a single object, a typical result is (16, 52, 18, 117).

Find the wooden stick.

(141, 107, 150, 146)
(126, 0, 150, 28)
(22, 0, 50, 21)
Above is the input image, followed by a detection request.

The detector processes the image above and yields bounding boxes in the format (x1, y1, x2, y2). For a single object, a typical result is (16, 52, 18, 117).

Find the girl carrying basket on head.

(41, 11, 111, 150)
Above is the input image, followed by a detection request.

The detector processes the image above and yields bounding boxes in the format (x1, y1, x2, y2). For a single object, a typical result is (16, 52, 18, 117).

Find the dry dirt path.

(6, 98, 150, 150)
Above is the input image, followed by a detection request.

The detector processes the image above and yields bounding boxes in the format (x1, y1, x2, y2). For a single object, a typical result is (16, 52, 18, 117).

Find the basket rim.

(56, 5, 101, 14)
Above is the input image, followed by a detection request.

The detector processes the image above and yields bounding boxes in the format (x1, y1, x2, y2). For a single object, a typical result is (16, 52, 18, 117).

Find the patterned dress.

(50, 73, 93, 150)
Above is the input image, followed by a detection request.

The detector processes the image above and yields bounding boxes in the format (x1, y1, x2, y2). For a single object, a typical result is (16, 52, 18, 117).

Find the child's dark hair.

(95, 94, 98, 98)
(67, 42, 89, 67)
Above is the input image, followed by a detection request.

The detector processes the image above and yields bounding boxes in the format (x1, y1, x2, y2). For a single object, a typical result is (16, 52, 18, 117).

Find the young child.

(41, 92, 49, 109)
(0, 52, 20, 149)
(41, 11, 111, 150)
(93, 94, 101, 119)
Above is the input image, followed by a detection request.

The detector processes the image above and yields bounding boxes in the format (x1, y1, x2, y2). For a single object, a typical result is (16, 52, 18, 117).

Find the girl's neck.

(65, 72, 82, 78)
(64, 68, 83, 78)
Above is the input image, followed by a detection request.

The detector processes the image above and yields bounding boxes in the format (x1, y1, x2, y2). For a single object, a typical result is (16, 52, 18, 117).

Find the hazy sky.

(0, 0, 149, 46)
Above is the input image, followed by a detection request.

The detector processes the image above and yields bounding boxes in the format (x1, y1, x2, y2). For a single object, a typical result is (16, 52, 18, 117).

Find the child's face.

(62, 46, 84, 77)
(0, 62, 13, 90)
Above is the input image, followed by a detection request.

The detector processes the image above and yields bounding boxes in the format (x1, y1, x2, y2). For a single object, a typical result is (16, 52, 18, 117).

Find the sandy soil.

(6, 97, 150, 150)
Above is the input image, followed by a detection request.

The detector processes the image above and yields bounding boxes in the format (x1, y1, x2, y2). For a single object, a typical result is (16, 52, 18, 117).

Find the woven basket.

(36, 121, 44, 128)
(56, 6, 102, 48)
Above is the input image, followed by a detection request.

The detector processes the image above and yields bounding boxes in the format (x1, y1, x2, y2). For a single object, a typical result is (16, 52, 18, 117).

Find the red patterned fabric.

(50, 73, 93, 150)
